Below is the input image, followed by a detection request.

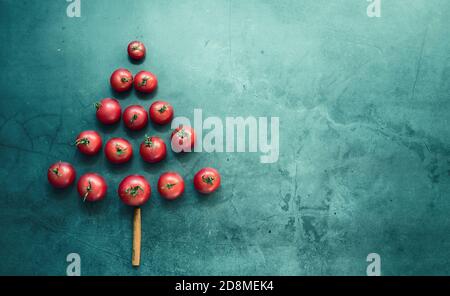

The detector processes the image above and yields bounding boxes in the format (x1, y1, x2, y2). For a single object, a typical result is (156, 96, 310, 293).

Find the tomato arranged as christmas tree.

(47, 41, 221, 267)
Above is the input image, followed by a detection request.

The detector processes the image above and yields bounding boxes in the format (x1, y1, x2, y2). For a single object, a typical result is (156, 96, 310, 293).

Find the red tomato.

(118, 175, 151, 206)
(158, 172, 185, 200)
(95, 98, 122, 125)
(194, 168, 221, 194)
(127, 41, 146, 60)
(134, 71, 158, 93)
(170, 125, 196, 153)
(47, 161, 76, 189)
(105, 137, 133, 164)
(110, 68, 133, 92)
(149, 101, 173, 125)
(75, 130, 102, 155)
(139, 135, 167, 163)
(123, 105, 148, 131)
(77, 173, 107, 202)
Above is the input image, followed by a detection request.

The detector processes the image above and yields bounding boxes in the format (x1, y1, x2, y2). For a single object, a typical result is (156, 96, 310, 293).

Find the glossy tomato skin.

(75, 130, 102, 155)
(123, 105, 148, 131)
(139, 136, 166, 163)
(149, 101, 174, 125)
(194, 168, 221, 194)
(118, 175, 151, 207)
(96, 98, 121, 125)
(105, 137, 133, 164)
(127, 41, 146, 60)
(158, 172, 185, 200)
(110, 68, 133, 92)
(170, 125, 196, 153)
(134, 71, 158, 93)
(77, 173, 107, 202)
(47, 162, 76, 189)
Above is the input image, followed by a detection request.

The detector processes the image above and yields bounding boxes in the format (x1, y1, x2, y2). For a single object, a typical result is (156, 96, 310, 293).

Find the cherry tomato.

(77, 173, 107, 202)
(95, 98, 121, 125)
(149, 101, 173, 125)
(75, 130, 102, 156)
(139, 135, 166, 163)
(110, 68, 133, 92)
(170, 125, 196, 153)
(47, 161, 76, 189)
(127, 41, 146, 60)
(105, 137, 133, 164)
(123, 105, 148, 131)
(118, 175, 151, 207)
(194, 168, 221, 194)
(134, 71, 158, 93)
(158, 172, 184, 200)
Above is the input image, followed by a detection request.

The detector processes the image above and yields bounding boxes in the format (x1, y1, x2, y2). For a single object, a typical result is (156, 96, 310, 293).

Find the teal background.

(0, 0, 449, 275)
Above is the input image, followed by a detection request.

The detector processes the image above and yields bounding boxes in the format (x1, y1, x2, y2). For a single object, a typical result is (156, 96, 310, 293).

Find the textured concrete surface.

(0, 0, 449, 275)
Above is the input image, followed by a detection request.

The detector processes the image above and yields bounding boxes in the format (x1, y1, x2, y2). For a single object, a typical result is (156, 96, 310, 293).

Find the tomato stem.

(75, 137, 90, 146)
(125, 185, 144, 197)
(202, 175, 215, 185)
(83, 180, 92, 202)
(94, 102, 102, 110)
(157, 105, 168, 113)
(166, 183, 177, 189)
(121, 77, 130, 83)
(144, 135, 153, 147)
(130, 114, 138, 124)
(115, 144, 128, 156)
(177, 128, 188, 139)
(138, 76, 149, 87)
(50, 168, 61, 176)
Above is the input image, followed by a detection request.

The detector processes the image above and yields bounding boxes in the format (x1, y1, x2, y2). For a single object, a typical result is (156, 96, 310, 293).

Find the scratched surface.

(0, 0, 450, 275)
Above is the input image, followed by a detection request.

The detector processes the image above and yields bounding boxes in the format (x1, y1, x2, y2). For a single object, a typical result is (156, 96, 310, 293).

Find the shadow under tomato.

(171, 149, 198, 165)
(150, 121, 171, 134)
(193, 186, 223, 205)
(105, 158, 134, 175)
(118, 203, 135, 221)
(140, 158, 167, 173)
(73, 150, 102, 166)
(125, 127, 148, 141)
(94, 119, 121, 134)
(46, 182, 76, 199)
(77, 193, 112, 215)
(128, 55, 145, 65)
(159, 195, 185, 211)
(109, 88, 133, 100)
(135, 88, 158, 101)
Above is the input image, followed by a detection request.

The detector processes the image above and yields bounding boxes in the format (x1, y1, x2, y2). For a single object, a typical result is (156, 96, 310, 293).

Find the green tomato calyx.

(202, 175, 215, 185)
(158, 105, 168, 113)
(144, 136, 153, 147)
(130, 114, 138, 124)
(83, 180, 92, 202)
(139, 76, 149, 87)
(116, 144, 128, 156)
(75, 137, 90, 146)
(126, 185, 144, 197)
(166, 183, 177, 189)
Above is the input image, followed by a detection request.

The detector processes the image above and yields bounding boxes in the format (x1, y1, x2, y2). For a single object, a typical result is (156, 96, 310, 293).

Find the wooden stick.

(132, 207, 141, 267)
